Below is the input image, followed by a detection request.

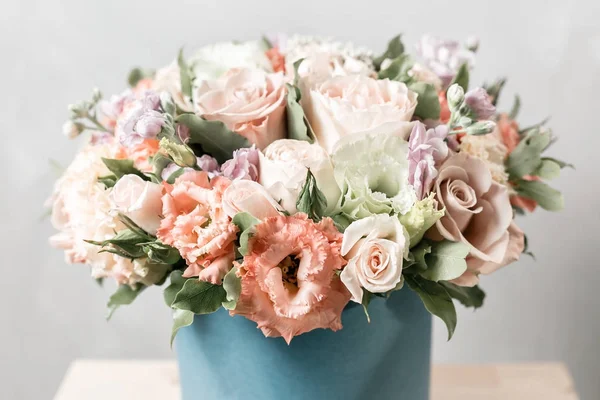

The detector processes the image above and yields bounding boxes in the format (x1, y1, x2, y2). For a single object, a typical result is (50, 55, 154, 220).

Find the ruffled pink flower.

(220, 146, 260, 181)
(407, 122, 449, 199)
(231, 214, 351, 343)
(157, 171, 238, 284)
(464, 87, 496, 120)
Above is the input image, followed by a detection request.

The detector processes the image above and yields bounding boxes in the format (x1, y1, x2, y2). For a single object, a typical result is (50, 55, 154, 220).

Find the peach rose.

(222, 179, 282, 220)
(303, 75, 417, 153)
(428, 153, 523, 286)
(193, 68, 287, 150)
(231, 214, 351, 343)
(110, 174, 163, 235)
(157, 171, 238, 284)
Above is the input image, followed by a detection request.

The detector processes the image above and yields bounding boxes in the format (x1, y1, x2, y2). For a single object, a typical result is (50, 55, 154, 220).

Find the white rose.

(303, 75, 417, 153)
(258, 139, 341, 214)
(340, 214, 409, 303)
(222, 180, 282, 220)
(189, 41, 273, 82)
(110, 174, 163, 235)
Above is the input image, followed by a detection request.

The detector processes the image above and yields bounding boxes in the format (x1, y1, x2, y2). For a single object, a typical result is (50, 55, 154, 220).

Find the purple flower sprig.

(117, 90, 175, 147)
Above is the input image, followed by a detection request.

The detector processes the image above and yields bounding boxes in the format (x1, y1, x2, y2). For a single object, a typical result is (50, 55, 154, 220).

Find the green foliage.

(440, 281, 485, 309)
(172, 279, 227, 314)
(506, 129, 552, 179)
(449, 63, 469, 91)
(164, 270, 186, 307)
(107, 284, 145, 319)
(285, 83, 314, 143)
(533, 158, 561, 180)
(377, 54, 413, 81)
(222, 266, 241, 310)
(405, 275, 457, 340)
(373, 35, 405, 70)
(411, 82, 441, 120)
(177, 49, 194, 98)
(361, 291, 373, 323)
(413, 240, 470, 282)
(127, 67, 155, 88)
(170, 309, 194, 347)
(296, 170, 328, 222)
(232, 212, 261, 256)
(508, 95, 521, 120)
(515, 179, 564, 211)
(483, 78, 506, 106)
(101, 158, 149, 181)
(176, 113, 250, 164)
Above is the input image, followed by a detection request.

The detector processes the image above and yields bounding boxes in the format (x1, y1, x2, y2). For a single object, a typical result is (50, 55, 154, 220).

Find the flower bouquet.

(49, 33, 570, 400)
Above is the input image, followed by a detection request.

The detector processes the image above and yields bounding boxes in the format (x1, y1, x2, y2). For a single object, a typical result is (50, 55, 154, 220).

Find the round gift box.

(176, 286, 432, 400)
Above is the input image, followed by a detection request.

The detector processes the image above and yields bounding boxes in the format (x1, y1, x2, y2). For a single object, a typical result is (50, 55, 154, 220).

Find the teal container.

(176, 287, 432, 400)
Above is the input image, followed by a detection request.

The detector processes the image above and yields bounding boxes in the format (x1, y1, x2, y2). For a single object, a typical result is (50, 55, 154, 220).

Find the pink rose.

(156, 171, 238, 285)
(222, 180, 282, 220)
(194, 68, 287, 150)
(110, 174, 163, 235)
(303, 75, 417, 153)
(428, 153, 523, 286)
(231, 214, 351, 343)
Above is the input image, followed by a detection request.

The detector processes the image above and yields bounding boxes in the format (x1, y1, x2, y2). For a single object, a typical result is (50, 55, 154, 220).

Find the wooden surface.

(54, 360, 578, 400)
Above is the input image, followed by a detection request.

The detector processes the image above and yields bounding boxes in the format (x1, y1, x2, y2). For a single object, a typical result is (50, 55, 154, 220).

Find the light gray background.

(2, 0, 599, 399)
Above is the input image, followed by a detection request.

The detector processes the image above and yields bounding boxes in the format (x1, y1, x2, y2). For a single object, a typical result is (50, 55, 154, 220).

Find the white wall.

(2, 0, 599, 398)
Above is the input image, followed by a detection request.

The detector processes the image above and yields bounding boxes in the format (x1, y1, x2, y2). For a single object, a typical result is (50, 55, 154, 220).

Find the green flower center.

(278, 256, 300, 286)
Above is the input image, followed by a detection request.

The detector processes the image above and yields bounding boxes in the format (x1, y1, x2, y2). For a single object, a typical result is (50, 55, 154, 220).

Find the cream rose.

(303, 75, 417, 153)
(110, 174, 163, 235)
(193, 68, 287, 150)
(258, 139, 341, 214)
(340, 214, 408, 302)
(222, 180, 282, 220)
(428, 153, 524, 286)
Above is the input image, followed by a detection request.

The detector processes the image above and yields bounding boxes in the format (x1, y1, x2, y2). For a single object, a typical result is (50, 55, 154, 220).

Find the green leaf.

(232, 212, 261, 256)
(164, 270, 186, 307)
(296, 170, 328, 222)
(449, 63, 469, 91)
(361, 291, 373, 323)
(405, 275, 457, 340)
(172, 279, 227, 314)
(222, 266, 241, 310)
(440, 281, 485, 309)
(506, 129, 552, 179)
(170, 309, 194, 348)
(152, 153, 174, 179)
(107, 284, 145, 319)
(331, 213, 353, 233)
(177, 49, 193, 98)
(373, 35, 405, 70)
(176, 113, 250, 164)
(141, 241, 181, 264)
(127, 67, 155, 88)
(166, 167, 186, 184)
(483, 78, 506, 106)
(285, 83, 314, 143)
(541, 157, 574, 170)
(98, 175, 117, 188)
(261, 35, 274, 50)
(101, 158, 149, 181)
(515, 179, 564, 211)
(420, 241, 470, 282)
(508, 95, 521, 120)
(533, 158, 561, 180)
(410, 82, 441, 120)
(377, 54, 413, 81)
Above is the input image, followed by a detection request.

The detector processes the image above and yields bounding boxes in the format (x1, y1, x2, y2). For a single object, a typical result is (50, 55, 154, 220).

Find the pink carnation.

(157, 171, 238, 284)
(231, 214, 351, 343)
(407, 122, 449, 199)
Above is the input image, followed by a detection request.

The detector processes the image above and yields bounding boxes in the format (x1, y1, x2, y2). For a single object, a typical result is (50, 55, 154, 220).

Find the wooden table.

(54, 360, 578, 400)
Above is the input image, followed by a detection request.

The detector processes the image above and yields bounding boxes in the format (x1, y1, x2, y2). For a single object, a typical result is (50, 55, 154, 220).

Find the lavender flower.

(197, 155, 221, 178)
(464, 88, 496, 120)
(407, 122, 449, 199)
(220, 147, 260, 181)
(117, 90, 166, 147)
(416, 35, 476, 87)
(100, 89, 134, 120)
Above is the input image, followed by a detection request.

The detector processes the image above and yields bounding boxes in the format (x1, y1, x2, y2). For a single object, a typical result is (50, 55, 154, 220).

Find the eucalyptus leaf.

(506, 129, 552, 179)
(405, 275, 457, 340)
(420, 241, 470, 282)
(172, 279, 227, 314)
(373, 35, 405, 70)
(176, 113, 250, 164)
(541, 157, 574, 170)
(449, 63, 469, 91)
(170, 309, 194, 348)
(533, 158, 561, 180)
(177, 49, 193, 98)
(164, 270, 186, 307)
(107, 284, 145, 320)
(440, 281, 485, 309)
(296, 170, 327, 222)
(410, 82, 441, 120)
(101, 158, 149, 181)
(222, 266, 241, 310)
(515, 179, 564, 211)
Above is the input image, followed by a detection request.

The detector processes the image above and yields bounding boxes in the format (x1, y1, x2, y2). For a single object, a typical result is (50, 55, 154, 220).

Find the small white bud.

(446, 84, 465, 110)
(62, 120, 84, 139)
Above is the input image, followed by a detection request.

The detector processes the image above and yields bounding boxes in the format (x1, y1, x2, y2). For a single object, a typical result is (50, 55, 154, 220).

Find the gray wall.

(2, 0, 599, 398)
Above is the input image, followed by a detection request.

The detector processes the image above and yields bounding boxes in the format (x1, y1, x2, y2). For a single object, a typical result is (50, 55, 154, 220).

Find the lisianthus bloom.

(194, 68, 287, 150)
(48, 143, 168, 286)
(332, 133, 416, 219)
(303, 75, 416, 153)
(157, 171, 238, 285)
(399, 194, 444, 247)
(428, 153, 524, 286)
(231, 214, 350, 343)
(259, 139, 340, 214)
